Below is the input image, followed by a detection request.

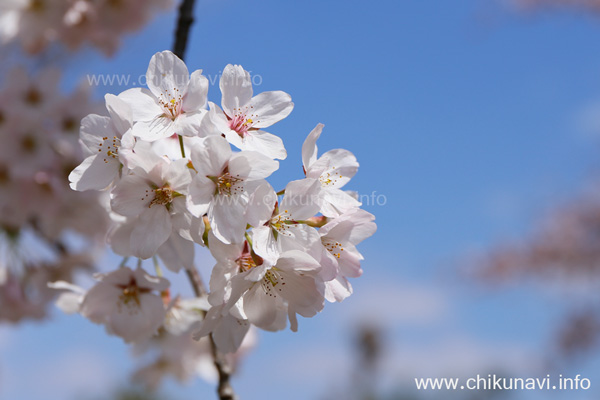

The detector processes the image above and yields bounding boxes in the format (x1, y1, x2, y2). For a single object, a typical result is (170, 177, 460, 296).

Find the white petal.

(228, 151, 279, 180)
(80, 282, 121, 323)
(48, 281, 86, 314)
(336, 243, 363, 278)
(188, 214, 207, 246)
(208, 230, 243, 262)
(98, 267, 135, 285)
(175, 111, 205, 137)
(198, 107, 226, 138)
(210, 198, 247, 244)
(310, 149, 359, 188)
(183, 70, 208, 112)
(320, 209, 377, 244)
(55, 292, 84, 314)
(125, 140, 165, 174)
(162, 158, 192, 192)
(157, 233, 195, 272)
(319, 188, 361, 218)
(79, 114, 111, 153)
(105, 93, 132, 133)
(243, 130, 287, 160)
(131, 117, 176, 142)
(243, 284, 287, 332)
(146, 50, 190, 100)
(208, 260, 238, 305)
(277, 270, 324, 318)
(276, 250, 321, 272)
(212, 312, 250, 353)
(130, 207, 172, 259)
(245, 182, 277, 227)
(69, 155, 119, 191)
(250, 226, 280, 265)
(132, 266, 170, 292)
(192, 305, 223, 338)
(280, 178, 322, 220)
(118, 88, 163, 121)
(301, 123, 324, 171)
(110, 174, 152, 217)
(48, 281, 86, 294)
(109, 293, 165, 342)
(190, 135, 231, 176)
(279, 224, 321, 255)
(187, 175, 215, 217)
(220, 64, 252, 116)
(324, 276, 353, 303)
(109, 220, 135, 256)
(248, 91, 293, 128)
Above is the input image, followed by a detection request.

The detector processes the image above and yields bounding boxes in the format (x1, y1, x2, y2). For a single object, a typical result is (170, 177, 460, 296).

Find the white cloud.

(385, 334, 542, 383)
(337, 280, 450, 328)
(8, 347, 120, 400)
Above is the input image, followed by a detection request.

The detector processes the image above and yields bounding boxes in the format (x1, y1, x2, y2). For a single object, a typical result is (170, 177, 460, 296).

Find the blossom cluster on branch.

(0, 0, 173, 55)
(50, 50, 376, 385)
(0, 66, 107, 322)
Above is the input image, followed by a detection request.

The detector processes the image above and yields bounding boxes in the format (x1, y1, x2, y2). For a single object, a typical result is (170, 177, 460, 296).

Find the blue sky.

(3, 0, 600, 399)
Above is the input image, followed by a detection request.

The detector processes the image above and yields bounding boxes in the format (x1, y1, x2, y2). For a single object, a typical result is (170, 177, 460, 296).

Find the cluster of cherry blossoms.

(53, 50, 375, 385)
(0, 66, 107, 322)
(0, 0, 172, 55)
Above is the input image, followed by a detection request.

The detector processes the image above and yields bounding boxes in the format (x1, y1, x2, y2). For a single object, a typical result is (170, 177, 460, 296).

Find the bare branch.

(172, 0, 197, 61)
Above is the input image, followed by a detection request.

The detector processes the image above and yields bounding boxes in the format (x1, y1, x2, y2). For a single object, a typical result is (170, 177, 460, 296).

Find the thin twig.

(185, 267, 207, 297)
(210, 340, 237, 400)
(186, 265, 238, 400)
(172, 0, 197, 60)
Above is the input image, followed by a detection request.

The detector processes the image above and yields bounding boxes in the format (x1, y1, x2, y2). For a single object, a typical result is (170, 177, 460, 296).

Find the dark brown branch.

(185, 268, 207, 297)
(185, 266, 238, 400)
(210, 340, 238, 400)
(172, 3, 237, 397)
(172, 0, 197, 61)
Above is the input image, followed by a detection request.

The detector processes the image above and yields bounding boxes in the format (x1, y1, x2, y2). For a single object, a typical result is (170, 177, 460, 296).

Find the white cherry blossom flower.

(319, 209, 376, 302)
(0, 0, 66, 54)
(224, 250, 325, 332)
(119, 50, 208, 142)
(203, 64, 293, 160)
(250, 178, 322, 265)
(187, 135, 278, 244)
(302, 123, 361, 217)
(165, 297, 208, 335)
(110, 152, 196, 259)
(69, 94, 134, 191)
(54, 267, 169, 343)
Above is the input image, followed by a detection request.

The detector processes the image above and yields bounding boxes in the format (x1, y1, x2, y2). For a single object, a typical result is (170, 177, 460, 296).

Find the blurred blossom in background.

(2, 0, 600, 399)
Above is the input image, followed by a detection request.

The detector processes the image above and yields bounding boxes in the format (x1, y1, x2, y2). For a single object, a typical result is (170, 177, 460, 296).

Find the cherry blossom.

(0, 0, 173, 55)
(202, 64, 294, 160)
(319, 209, 377, 302)
(224, 250, 325, 332)
(45, 50, 377, 394)
(69, 94, 134, 191)
(119, 50, 208, 142)
(76, 266, 169, 343)
(187, 135, 278, 244)
(110, 154, 196, 259)
(302, 123, 361, 217)
(250, 178, 323, 264)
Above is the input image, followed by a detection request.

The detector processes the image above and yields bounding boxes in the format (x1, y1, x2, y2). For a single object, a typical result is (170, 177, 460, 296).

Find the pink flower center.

(228, 106, 259, 138)
(158, 88, 183, 120)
